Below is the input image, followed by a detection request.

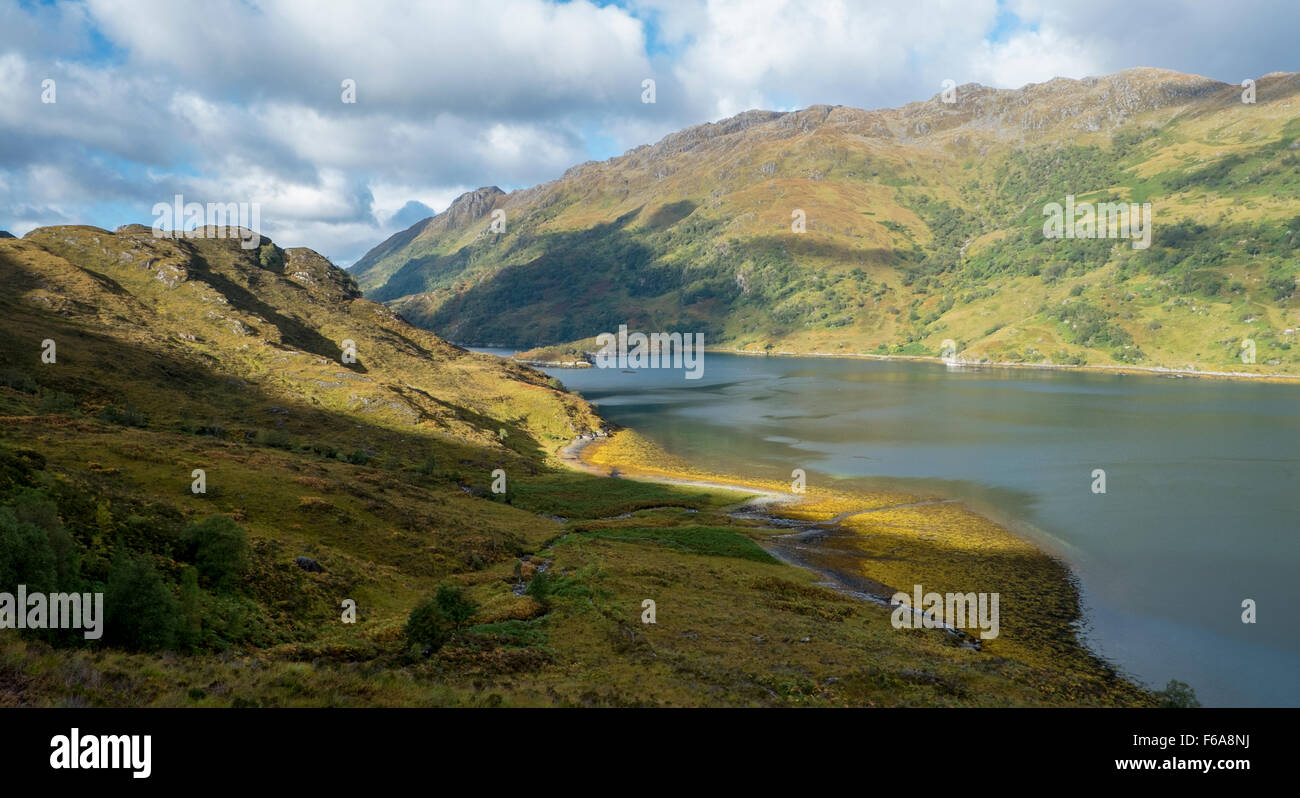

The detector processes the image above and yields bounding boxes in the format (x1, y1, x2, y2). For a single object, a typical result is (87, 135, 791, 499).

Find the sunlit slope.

(0, 225, 1152, 706)
(356, 68, 1300, 374)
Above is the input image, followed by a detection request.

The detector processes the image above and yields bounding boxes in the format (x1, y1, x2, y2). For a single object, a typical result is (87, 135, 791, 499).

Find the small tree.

(105, 554, 177, 651)
(404, 585, 480, 653)
(404, 597, 452, 653)
(525, 570, 552, 607)
(0, 507, 56, 593)
(1154, 679, 1201, 708)
(177, 566, 203, 651)
(435, 585, 478, 631)
(185, 515, 249, 592)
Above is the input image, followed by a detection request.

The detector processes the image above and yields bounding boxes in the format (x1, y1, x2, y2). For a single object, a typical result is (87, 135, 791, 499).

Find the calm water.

(476, 348, 1300, 706)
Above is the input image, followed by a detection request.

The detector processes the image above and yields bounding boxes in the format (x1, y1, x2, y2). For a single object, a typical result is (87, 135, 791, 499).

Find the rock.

(295, 556, 325, 573)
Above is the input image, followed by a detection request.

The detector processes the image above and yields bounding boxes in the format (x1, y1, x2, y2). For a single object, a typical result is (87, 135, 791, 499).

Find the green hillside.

(0, 225, 1149, 706)
(354, 68, 1300, 374)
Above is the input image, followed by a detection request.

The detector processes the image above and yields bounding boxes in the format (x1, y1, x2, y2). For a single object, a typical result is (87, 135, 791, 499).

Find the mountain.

(354, 68, 1300, 373)
(0, 224, 1149, 706)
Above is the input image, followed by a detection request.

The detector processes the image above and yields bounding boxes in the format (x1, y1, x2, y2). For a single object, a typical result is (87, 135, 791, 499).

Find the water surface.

(474, 347, 1299, 707)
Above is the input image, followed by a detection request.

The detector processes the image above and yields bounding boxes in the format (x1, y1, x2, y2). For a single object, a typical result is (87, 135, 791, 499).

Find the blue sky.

(1, 0, 1296, 265)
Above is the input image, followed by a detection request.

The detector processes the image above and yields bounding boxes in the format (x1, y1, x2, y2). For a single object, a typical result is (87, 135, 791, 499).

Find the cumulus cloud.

(0, 0, 1296, 263)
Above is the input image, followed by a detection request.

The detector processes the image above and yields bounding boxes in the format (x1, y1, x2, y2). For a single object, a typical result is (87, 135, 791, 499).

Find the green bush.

(525, 570, 553, 605)
(177, 566, 203, 651)
(184, 515, 249, 592)
(1154, 679, 1201, 708)
(105, 554, 177, 651)
(257, 242, 283, 270)
(0, 369, 38, 394)
(435, 584, 478, 630)
(405, 597, 452, 653)
(0, 507, 56, 592)
(404, 584, 480, 653)
(97, 403, 147, 427)
(257, 428, 294, 450)
(36, 390, 77, 415)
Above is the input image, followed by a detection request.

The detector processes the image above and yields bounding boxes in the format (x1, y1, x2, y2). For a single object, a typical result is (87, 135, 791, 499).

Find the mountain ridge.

(358, 67, 1300, 372)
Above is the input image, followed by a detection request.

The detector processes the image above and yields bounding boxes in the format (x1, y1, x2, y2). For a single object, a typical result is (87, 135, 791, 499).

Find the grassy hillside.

(354, 68, 1300, 374)
(0, 225, 1150, 706)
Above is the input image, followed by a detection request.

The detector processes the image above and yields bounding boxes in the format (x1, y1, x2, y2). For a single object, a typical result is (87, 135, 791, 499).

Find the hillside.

(354, 68, 1300, 373)
(0, 225, 1150, 706)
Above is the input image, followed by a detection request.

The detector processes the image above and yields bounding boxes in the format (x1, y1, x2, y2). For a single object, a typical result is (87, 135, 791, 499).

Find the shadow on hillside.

(0, 286, 552, 471)
(409, 216, 898, 344)
(184, 247, 368, 374)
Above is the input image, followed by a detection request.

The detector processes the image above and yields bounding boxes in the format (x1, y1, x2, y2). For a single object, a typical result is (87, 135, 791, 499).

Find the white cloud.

(965, 27, 1103, 89)
(2, 0, 1298, 265)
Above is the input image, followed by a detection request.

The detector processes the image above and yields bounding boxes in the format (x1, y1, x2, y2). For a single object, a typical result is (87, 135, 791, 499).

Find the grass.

(505, 471, 744, 519)
(0, 224, 1154, 707)
(575, 525, 778, 563)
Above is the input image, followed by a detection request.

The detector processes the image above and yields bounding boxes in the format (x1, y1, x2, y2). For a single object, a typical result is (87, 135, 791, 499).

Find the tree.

(404, 585, 480, 653)
(177, 566, 203, 651)
(8, 488, 79, 590)
(404, 596, 451, 653)
(0, 507, 56, 593)
(525, 570, 552, 607)
(1154, 679, 1201, 708)
(185, 515, 249, 592)
(435, 585, 478, 631)
(105, 554, 177, 651)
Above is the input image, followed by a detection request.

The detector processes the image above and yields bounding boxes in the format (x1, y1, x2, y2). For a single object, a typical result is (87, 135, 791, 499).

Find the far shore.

(709, 347, 1300, 383)
(465, 341, 1300, 384)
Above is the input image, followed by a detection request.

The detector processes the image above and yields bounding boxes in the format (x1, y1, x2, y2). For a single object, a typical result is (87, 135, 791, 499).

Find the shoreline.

(556, 430, 1142, 691)
(709, 347, 1300, 384)
(471, 341, 1300, 384)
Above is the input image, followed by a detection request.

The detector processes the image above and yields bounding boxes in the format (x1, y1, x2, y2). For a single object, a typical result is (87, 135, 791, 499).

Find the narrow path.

(555, 436, 981, 648)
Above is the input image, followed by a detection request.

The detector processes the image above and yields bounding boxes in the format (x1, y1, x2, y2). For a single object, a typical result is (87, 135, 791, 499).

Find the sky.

(2, 0, 1297, 266)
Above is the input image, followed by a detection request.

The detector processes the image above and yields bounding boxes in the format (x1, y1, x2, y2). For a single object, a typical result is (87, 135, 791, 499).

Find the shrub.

(405, 597, 452, 653)
(257, 428, 294, 449)
(105, 554, 178, 651)
(405, 584, 480, 653)
(177, 566, 203, 651)
(308, 442, 338, 459)
(1154, 679, 1201, 708)
(97, 403, 147, 427)
(525, 570, 553, 605)
(196, 419, 226, 438)
(36, 390, 77, 415)
(0, 369, 38, 394)
(0, 507, 56, 592)
(435, 584, 479, 631)
(257, 242, 283, 270)
(184, 515, 249, 592)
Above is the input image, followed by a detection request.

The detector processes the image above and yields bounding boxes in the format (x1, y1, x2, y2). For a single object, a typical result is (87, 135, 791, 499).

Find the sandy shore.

(559, 435, 791, 504)
(554, 429, 1140, 680)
